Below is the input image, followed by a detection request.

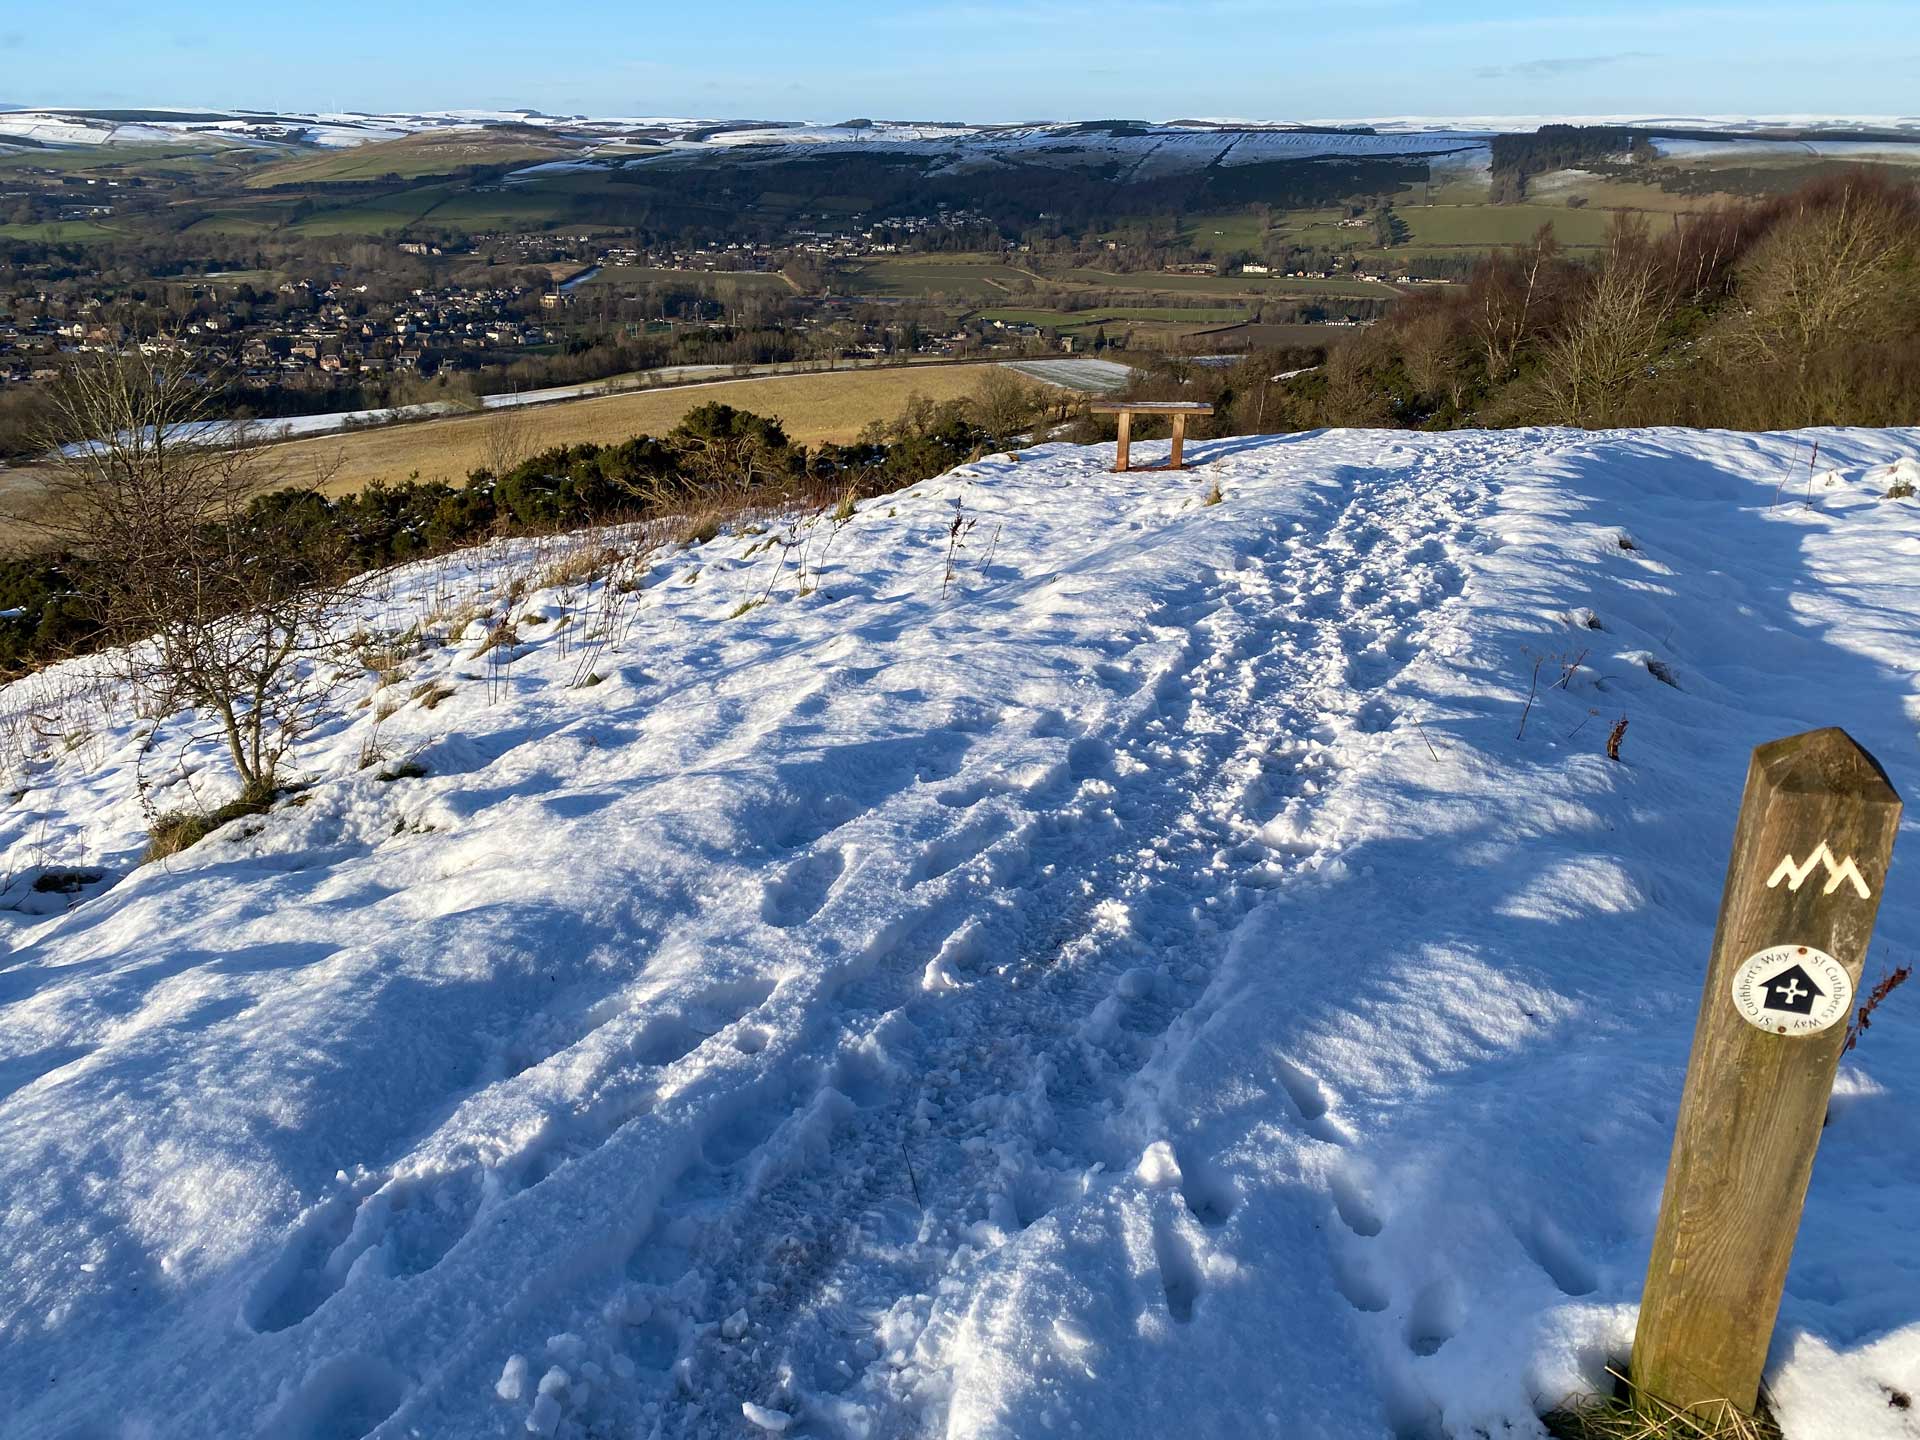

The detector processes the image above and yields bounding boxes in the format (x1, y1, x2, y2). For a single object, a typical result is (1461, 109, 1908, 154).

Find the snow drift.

(1, 428, 1916, 1440)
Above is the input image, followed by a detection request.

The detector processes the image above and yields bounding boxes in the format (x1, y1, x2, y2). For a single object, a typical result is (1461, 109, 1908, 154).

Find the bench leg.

(1114, 410, 1131, 472)
(1169, 412, 1187, 471)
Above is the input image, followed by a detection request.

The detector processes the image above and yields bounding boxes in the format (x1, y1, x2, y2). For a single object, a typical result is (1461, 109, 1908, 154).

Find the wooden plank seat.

(1089, 401, 1215, 472)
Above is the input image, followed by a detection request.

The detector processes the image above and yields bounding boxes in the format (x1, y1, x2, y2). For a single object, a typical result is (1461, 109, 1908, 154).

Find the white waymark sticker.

(1729, 945, 1854, 1036)
(1767, 842, 1871, 898)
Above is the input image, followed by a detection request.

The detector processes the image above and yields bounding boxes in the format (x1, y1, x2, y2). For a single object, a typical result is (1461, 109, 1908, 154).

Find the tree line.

(1110, 171, 1920, 435)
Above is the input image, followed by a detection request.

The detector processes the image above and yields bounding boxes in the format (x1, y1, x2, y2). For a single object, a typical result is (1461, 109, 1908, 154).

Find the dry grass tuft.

(475, 621, 521, 656)
(353, 627, 424, 687)
(411, 679, 456, 710)
(425, 597, 493, 637)
(143, 788, 274, 863)
(1544, 1371, 1783, 1440)
(537, 544, 623, 591)
(677, 510, 728, 547)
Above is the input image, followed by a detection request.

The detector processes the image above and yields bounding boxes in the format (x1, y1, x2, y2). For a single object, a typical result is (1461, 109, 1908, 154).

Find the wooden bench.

(1090, 400, 1215, 473)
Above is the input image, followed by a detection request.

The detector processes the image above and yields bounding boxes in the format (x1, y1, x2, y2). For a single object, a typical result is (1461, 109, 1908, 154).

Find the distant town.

(0, 198, 1414, 420)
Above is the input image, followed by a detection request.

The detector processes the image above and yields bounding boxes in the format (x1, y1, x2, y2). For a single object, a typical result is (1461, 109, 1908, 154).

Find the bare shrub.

(29, 349, 357, 801)
(479, 398, 535, 482)
(1468, 224, 1564, 383)
(1725, 180, 1914, 369)
(970, 368, 1038, 444)
(1318, 333, 1396, 428)
(1532, 220, 1673, 427)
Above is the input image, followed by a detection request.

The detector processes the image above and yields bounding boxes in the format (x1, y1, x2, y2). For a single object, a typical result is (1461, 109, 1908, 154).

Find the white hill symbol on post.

(1766, 842, 1872, 898)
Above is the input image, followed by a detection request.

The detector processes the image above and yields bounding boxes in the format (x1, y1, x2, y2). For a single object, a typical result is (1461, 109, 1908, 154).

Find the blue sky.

(6, 1, 1917, 122)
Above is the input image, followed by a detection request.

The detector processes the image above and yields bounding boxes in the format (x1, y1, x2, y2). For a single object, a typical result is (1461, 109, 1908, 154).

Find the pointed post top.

(1753, 727, 1901, 806)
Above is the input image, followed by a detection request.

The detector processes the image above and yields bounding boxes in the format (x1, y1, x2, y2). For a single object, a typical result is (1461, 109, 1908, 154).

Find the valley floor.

(0, 427, 1916, 1439)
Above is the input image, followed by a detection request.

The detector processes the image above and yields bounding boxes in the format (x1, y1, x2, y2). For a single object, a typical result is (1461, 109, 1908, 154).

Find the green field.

(287, 185, 455, 235)
(198, 267, 280, 284)
(839, 254, 1399, 304)
(171, 169, 618, 237)
(1178, 211, 1268, 258)
(840, 256, 1034, 299)
(980, 305, 1249, 329)
(247, 132, 576, 188)
(277, 177, 576, 235)
(0, 143, 234, 175)
(1394, 202, 1619, 250)
(412, 183, 586, 231)
(0, 219, 123, 241)
(1187, 320, 1358, 349)
(183, 207, 289, 235)
(1050, 265, 1400, 299)
(1268, 207, 1369, 248)
(587, 265, 794, 293)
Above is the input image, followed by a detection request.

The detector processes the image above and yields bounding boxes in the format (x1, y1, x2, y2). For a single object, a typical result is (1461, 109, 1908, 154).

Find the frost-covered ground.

(1, 429, 1918, 1440)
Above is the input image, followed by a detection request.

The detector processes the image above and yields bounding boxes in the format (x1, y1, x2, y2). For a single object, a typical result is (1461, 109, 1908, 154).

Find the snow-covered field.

(1, 428, 1918, 1440)
(635, 123, 1494, 176)
(998, 358, 1135, 393)
(0, 109, 415, 151)
(1649, 136, 1920, 164)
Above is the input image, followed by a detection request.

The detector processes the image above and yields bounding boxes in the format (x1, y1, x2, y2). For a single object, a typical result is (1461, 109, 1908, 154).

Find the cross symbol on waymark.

(1759, 961, 1825, 1016)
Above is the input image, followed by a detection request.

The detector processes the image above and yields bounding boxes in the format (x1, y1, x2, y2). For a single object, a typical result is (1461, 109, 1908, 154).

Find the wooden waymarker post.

(1090, 400, 1214, 473)
(1632, 727, 1901, 1418)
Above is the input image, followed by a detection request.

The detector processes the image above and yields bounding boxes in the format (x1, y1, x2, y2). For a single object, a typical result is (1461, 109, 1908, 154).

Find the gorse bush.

(0, 556, 98, 673)
(235, 396, 991, 575)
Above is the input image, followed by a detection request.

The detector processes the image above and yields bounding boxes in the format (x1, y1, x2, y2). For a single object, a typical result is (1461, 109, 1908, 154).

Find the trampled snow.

(1, 428, 1918, 1439)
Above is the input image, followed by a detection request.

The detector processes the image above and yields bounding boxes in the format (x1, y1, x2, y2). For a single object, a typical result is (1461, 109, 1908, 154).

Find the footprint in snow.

(908, 814, 1011, 885)
(1274, 1057, 1347, 1146)
(761, 848, 846, 928)
(1328, 1166, 1384, 1239)
(1152, 1217, 1204, 1324)
(1405, 1277, 1464, 1357)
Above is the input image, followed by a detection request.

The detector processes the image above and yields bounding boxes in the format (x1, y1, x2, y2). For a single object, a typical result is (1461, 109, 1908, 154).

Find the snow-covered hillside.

(7, 106, 1918, 172)
(2, 429, 1918, 1440)
(638, 122, 1494, 176)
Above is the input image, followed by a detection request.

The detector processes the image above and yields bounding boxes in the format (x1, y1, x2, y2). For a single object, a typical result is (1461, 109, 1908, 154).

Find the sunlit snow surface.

(1, 429, 1918, 1439)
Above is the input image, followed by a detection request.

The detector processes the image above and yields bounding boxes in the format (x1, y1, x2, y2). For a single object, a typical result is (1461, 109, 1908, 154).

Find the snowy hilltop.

(6, 106, 1918, 171)
(1, 428, 1918, 1439)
